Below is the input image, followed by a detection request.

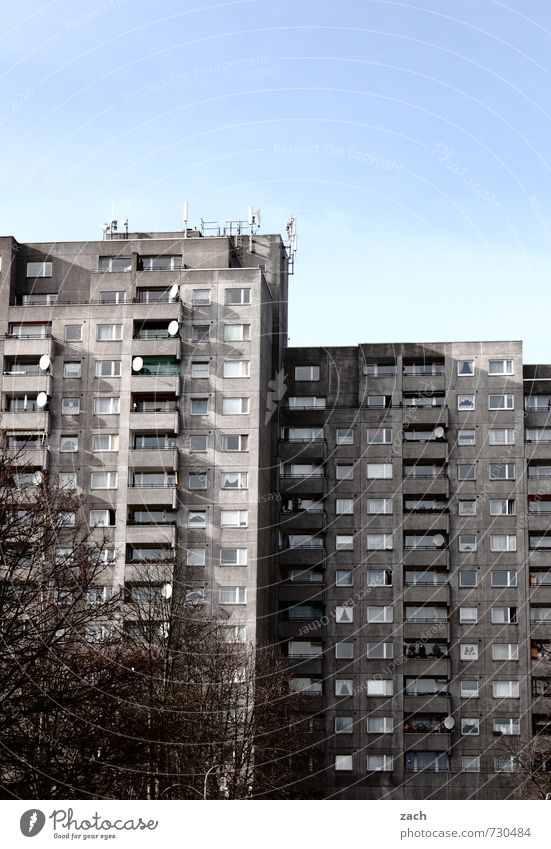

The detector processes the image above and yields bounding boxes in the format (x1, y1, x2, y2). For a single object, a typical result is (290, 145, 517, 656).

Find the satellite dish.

(169, 283, 179, 300)
(39, 354, 51, 371)
(36, 392, 48, 408)
(132, 356, 143, 372)
(433, 426, 445, 439)
(167, 320, 179, 337)
(432, 534, 445, 548)
(443, 716, 455, 730)
(162, 583, 173, 599)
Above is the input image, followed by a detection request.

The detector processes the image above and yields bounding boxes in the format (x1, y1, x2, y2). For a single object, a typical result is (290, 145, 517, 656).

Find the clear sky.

(1, 0, 551, 361)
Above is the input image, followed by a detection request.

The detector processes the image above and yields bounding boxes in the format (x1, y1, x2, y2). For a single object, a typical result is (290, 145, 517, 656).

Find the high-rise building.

(276, 342, 551, 799)
(0, 224, 288, 651)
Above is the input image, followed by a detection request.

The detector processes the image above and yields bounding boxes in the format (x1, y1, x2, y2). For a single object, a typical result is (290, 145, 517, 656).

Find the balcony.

(402, 658, 449, 678)
(403, 548, 449, 569)
(1, 410, 50, 432)
(125, 525, 176, 546)
(279, 510, 326, 532)
(400, 406, 448, 427)
(3, 336, 55, 360)
(279, 440, 326, 463)
(278, 546, 326, 568)
(132, 336, 182, 358)
(124, 562, 174, 584)
(129, 411, 179, 433)
(402, 732, 450, 751)
(279, 583, 325, 605)
(1, 374, 52, 396)
(402, 695, 449, 714)
(5, 447, 49, 470)
(131, 374, 181, 395)
(127, 485, 177, 507)
(402, 513, 449, 533)
(280, 405, 326, 426)
(403, 584, 449, 604)
(403, 621, 450, 642)
(402, 441, 448, 461)
(279, 474, 326, 496)
(128, 449, 178, 470)
(402, 476, 449, 498)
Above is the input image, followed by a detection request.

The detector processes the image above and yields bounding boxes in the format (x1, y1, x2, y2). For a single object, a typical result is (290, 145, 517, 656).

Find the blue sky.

(1, 0, 551, 360)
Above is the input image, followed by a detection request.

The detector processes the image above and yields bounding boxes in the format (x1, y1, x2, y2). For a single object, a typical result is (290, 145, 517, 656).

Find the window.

(367, 463, 392, 479)
(95, 360, 121, 378)
(490, 534, 517, 552)
(187, 510, 207, 528)
(366, 498, 393, 514)
(334, 755, 353, 772)
(98, 256, 131, 272)
(366, 534, 393, 550)
(190, 434, 208, 452)
(26, 260, 52, 277)
(90, 472, 118, 489)
(221, 471, 248, 489)
(222, 397, 249, 415)
(367, 606, 393, 623)
(489, 394, 514, 410)
(60, 434, 78, 453)
(223, 360, 250, 378)
(492, 644, 519, 661)
(363, 363, 397, 377)
(457, 360, 474, 376)
(295, 366, 320, 381)
(59, 512, 76, 527)
(458, 500, 477, 516)
(336, 570, 353, 586)
(336, 606, 354, 623)
(489, 359, 513, 375)
(92, 434, 119, 452)
(459, 570, 477, 588)
(220, 510, 248, 528)
(458, 463, 476, 480)
(100, 290, 125, 304)
(64, 325, 82, 342)
(490, 463, 515, 480)
(367, 427, 392, 444)
(225, 288, 251, 305)
(336, 464, 354, 480)
(219, 586, 246, 604)
(367, 717, 393, 734)
(491, 607, 518, 624)
(336, 428, 354, 445)
(59, 473, 77, 489)
(96, 324, 123, 341)
(89, 509, 115, 527)
(460, 644, 479, 661)
(491, 571, 517, 588)
(367, 643, 393, 659)
(367, 755, 393, 772)
(288, 396, 326, 409)
(462, 756, 480, 773)
(335, 642, 354, 659)
(190, 398, 208, 415)
(140, 255, 179, 271)
(335, 534, 353, 550)
(459, 534, 477, 552)
(489, 428, 515, 445)
(63, 361, 81, 378)
(221, 434, 248, 452)
(61, 397, 80, 415)
(457, 394, 475, 410)
(224, 324, 250, 342)
(220, 548, 248, 565)
(192, 288, 210, 305)
(460, 681, 479, 698)
(494, 756, 517, 773)
(335, 679, 353, 697)
(461, 718, 480, 735)
(490, 499, 516, 516)
(493, 681, 520, 699)
(191, 324, 209, 342)
(190, 362, 209, 378)
(187, 548, 206, 566)
(336, 498, 354, 515)
(493, 718, 520, 735)
(458, 429, 476, 446)
(367, 570, 392, 587)
(366, 679, 393, 696)
(335, 716, 354, 734)
(189, 472, 208, 489)
(405, 751, 449, 773)
(94, 397, 120, 415)
(460, 607, 478, 624)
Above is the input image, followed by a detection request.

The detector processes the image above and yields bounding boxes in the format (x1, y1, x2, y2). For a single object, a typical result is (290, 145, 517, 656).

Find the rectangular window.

(140, 255, 180, 271)
(90, 472, 118, 489)
(366, 498, 393, 514)
(458, 429, 476, 445)
(223, 360, 250, 378)
(492, 644, 519, 661)
(59, 473, 77, 489)
(367, 643, 393, 659)
(493, 681, 520, 699)
(89, 509, 115, 527)
(335, 534, 353, 550)
(63, 361, 81, 378)
(222, 397, 249, 415)
(64, 325, 82, 342)
(335, 642, 354, 659)
(458, 463, 476, 480)
(335, 716, 354, 734)
(60, 434, 78, 453)
(366, 679, 393, 696)
(190, 398, 208, 415)
(191, 325, 209, 341)
(221, 471, 248, 489)
(94, 397, 120, 415)
(192, 288, 211, 305)
(460, 681, 479, 698)
(489, 428, 515, 445)
(221, 434, 248, 452)
(490, 463, 515, 480)
(96, 324, 123, 341)
(98, 256, 131, 272)
(458, 360, 474, 376)
(220, 510, 248, 528)
(100, 290, 125, 304)
(336, 606, 354, 623)
(187, 510, 207, 528)
(489, 394, 514, 410)
(335, 679, 353, 697)
(190, 362, 209, 379)
(366, 534, 393, 551)
(190, 434, 208, 452)
(491, 607, 518, 624)
(367, 427, 392, 444)
(490, 499, 516, 516)
(491, 570, 517, 588)
(459, 571, 477, 588)
(366, 606, 393, 623)
(490, 534, 517, 552)
(295, 366, 320, 381)
(335, 569, 353, 586)
(218, 586, 246, 604)
(336, 498, 354, 515)
(189, 472, 208, 489)
(489, 359, 514, 375)
(367, 755, 393, 772)
(495, 757, 518, 773)
(224, 324, 250, 341)
(367, 463, 392, 479)
(367, 570, 392, 587)
(462, 756, 480, 773)
(26, 260, 52, 277)
(220, 548, 248, 565)
(457, 394, 475, 411)
(460, 644, 479, 661)
(461, 718, 480, 735)
(459, 534, 477, 552)
(61, 397, 80, 415)
(336, 428, 354, 445)
(460, 607, 478, 624)
(186, 548, 206, 566)
(95, 360, 121, 378)
(336, 464, 354, 480)
(225, 288, 251, 305)
(288, 396, 326, 409)
(334, 755, 353, 772)
(92, 434, 119, 452)
(458, 500, 477, 516)
(367, 717, 393, 734)
(493, 718, 520, 735)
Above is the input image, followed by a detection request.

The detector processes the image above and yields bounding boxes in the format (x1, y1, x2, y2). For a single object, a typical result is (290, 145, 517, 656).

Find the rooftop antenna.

(183, 201, 189, 238)
(248, 206, 261, 251)
(123, 218, 129, 238)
